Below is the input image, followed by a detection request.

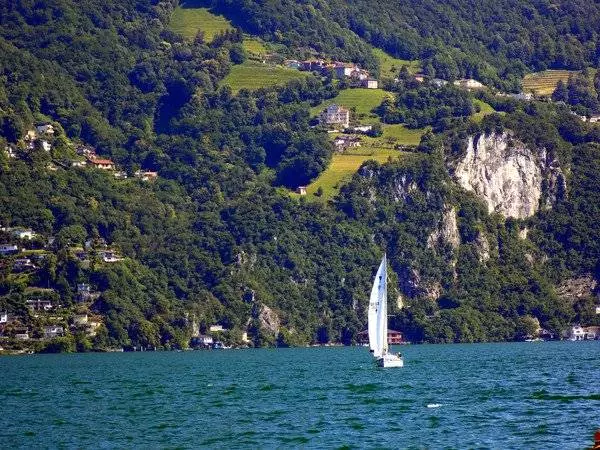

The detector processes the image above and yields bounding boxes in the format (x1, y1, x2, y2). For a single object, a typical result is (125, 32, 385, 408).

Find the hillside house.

(40, 140, 51, 152)
(589, 115, 600, 123)
(296, 186, 307, 195)
(36, 124, 55, 135)
(24, 130, 37, 141)
(334, 63, 356, 78)
(26, 299, 53, 311)
(284, 59, 301, 69)
(454, 78, 485, 90)
(349, 68, 369, 81)
(13, 258, 36, 272)
(431, 78, 448, 87)
(72, 314, 88, 327)
(414, 74, 425, 83)
(87, 156, 115, 170)
(596, 305, 600, 315)
(362, 78, 379, 89)
(349, 125, 373, 133)
(4, 145, 17, 158)
(113, 171, 128, 179)
(333, 135, 361, 150)
(99, 250, 123, 263)
(14, 327, 29, 340)
(209, 325, 225, 332)
(0, 244, 19, 256)
(71, 160, 87, 168)
(76, 145, 96, 156)
(12, 229, 37, 240)
(43, 325, 64, 339)
(321, 104, 350, 128)
(134, 170, 158, 181)
(0, 312, 7, 323)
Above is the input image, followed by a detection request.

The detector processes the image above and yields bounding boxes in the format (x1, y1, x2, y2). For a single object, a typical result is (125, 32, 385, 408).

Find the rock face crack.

(454, 132, 562, 219)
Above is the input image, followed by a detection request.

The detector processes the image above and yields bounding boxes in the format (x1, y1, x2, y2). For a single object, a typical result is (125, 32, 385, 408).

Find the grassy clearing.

(169, 6, 233, 42)
(298, 149, 400, 200)
(243, 37, 267, 57)
(471, 99, 497, 123)
(221, 61, 309, 93)
(310, 88, 390, 124)
(522, 70, 578, 96)
(372, 48, 421, 78)
(381, 124, 426, 146)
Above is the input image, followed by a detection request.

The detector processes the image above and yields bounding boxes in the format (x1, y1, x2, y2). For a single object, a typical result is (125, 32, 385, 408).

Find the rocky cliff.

(453, 132, 565, 219)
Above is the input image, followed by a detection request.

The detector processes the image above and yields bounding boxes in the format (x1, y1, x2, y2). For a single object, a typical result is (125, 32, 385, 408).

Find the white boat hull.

(376, 353, 404, 368)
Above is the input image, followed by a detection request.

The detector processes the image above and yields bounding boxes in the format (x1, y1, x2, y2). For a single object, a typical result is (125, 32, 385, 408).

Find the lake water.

(1, 342, 599, 449)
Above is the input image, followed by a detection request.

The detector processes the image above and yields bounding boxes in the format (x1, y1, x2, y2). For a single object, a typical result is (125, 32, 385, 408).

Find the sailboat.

(368, 254, 404, 368)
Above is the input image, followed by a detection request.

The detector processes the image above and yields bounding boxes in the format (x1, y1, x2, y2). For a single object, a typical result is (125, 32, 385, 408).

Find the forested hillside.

(1, 0, 600, 352)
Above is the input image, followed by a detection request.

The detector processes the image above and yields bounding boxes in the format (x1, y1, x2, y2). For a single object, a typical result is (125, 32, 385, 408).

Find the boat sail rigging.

(368, 254, 403, 368)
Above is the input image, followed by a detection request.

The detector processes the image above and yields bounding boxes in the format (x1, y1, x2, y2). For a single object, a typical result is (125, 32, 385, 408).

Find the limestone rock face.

(258, 304, 280, 335)
(453, 132, 564, 219)
(427, 206, 460, 250)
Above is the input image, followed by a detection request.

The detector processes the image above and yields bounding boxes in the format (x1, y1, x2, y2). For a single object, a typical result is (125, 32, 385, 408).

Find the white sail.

(368, 255, 387, 357)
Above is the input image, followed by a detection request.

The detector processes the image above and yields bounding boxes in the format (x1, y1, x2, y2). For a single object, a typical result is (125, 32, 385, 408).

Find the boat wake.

(427, 403, 442, 408)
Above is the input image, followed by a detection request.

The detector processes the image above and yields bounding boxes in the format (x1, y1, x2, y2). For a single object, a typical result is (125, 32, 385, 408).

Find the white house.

(36, 124, 55, 135)
(454, 78, 484, 90)
(334, 63, 356, 78)
(595, 305, 600, 315)
(209, 325, 225, 332)
(362, 78, 379, 89)
(26, 299, 53, 311)
(72, 314, 89, 327)
(589, 115, 600, 123)
(569, 325, 585, 341)
(296, 186, 307, 196)
(321, 104, 350, 128)
(0, 312, 8, 323)
(12, 229, 37, 240)
(43, 325, 64, 339)
(40, 140, 51, 152)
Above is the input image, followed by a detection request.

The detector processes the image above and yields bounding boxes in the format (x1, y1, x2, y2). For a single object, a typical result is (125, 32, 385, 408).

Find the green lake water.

(1, 341, 599, 448)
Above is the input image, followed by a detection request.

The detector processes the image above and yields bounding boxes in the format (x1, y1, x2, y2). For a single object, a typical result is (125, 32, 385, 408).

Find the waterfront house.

(357, 329, 404, 345)
(190, 334, 214, 348)
(321, 104, 350, 128)
(43, 325, 64, 339)
(569, 325, 585, 340)
(584, 326, 600, 340)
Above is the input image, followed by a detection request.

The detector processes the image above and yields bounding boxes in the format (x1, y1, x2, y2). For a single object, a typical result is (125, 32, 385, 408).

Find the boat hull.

(376, 353, 404, 368)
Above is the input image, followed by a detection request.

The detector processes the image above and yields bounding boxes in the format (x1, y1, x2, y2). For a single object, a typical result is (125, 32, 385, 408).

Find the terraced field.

(372, 48, 421, 78)
(522, 70, 578, 96)
(221, 62, 309, 93)
(169, 6, 233, 42)
(243, 37, 267, 57)
(310, 88, 390, 124)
